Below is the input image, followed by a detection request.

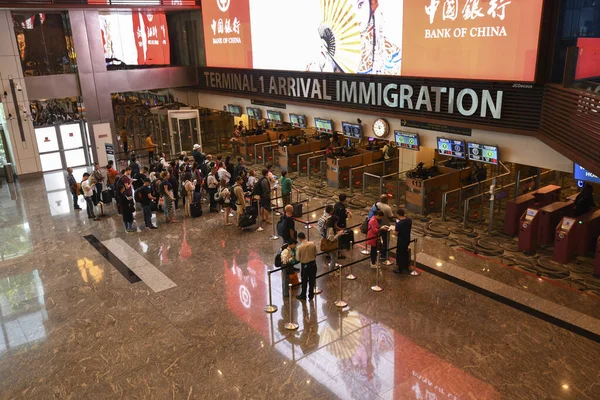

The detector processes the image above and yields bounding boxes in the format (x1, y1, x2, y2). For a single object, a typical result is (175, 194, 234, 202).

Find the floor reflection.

(225, 251, 500, 399)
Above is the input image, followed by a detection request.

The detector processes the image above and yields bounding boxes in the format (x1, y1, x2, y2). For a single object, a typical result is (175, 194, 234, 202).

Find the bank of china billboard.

(202, 0, 543, 82)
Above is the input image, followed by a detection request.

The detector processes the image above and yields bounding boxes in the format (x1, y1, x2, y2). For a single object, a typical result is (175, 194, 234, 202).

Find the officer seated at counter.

(574, 184, 595, 217)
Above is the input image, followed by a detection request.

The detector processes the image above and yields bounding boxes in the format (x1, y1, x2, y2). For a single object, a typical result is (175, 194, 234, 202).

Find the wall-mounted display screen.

(467, 142, 499, 165)
(342, 122, 362, 139)
(228, 104, 242, 117)
(394, 131, 419, 151)
(437, 137, 465, 159)
(575, 38, 600, 80)
(247, 107, 261, 120)
(574, 163, 600, 185)
(202, 0, 543, 81)
(289, 114, 307, 128)
(315, 118, 333, 133)
(267, 110, 283, 124)
(99, 11, 170, 66)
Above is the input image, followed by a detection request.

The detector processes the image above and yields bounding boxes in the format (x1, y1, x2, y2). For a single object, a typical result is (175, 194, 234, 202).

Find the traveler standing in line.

(333, 194, 352, 229)
(183, 172, 194, 218)
(255, 168, 271, 232)
(169, 168, 180, 210)
(66, 167, 81, 210)
(161, 171, 177, 223)
(233, 157, 247, 184)
(325, 215, 344, 275)
(120, 129, 128, 153)
(393, 209, 413, 273)
(280, 204, 297, 244)
(296, 232, 317, 301)
(92, 162, 105, 205)
(217, 178, 233, 226)
(247, 169, 257, 191)
(281, 240, 297, 297)
(376, 194, 394, 265)
(367, 210, 387, 268)
(145, 133, 157, 165)
(139, 178, 157, 229)
(233, 176, 246, 229)
(280, 170, 292, 206)
(106, 161, 119, 187)
(207, 165, 219, 212)
(81, 173, 99, 220)
(192, 144, 205, 166)
(119, 178, 135, 232)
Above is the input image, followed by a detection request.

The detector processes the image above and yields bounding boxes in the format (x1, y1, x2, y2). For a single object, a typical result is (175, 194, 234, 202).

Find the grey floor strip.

(416, 253, 600, 343)
(102, 238, 177, 293)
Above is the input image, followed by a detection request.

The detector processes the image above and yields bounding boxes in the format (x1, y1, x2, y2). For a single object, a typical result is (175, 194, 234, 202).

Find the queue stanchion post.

(361, 228, 370, 255)
(274, 187, 281, 216)
(346, 241, 356, 280)
(269, 211, 279, 240)
(410, 239, 421, 276)
(334, 263, 348, 308)
(264, 271, 278, 313)
(371, 251, 383, 292)
(284, 284, 299, 330)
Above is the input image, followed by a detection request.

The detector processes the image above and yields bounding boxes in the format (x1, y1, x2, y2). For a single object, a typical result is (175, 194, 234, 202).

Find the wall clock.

(373, 118, 390, 138)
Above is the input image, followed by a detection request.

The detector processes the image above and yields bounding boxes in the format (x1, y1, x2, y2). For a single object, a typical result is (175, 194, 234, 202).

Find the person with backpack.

(136, 178, 157, 229)
(279, 240, 297, 297)
(376, 194, 395, 265)
(254, 169, 271, 232)
(333, 194, 352, 229)
(81, 173, 100, 221)
(129, 154, 141, 178)
(277, 204, 297, 244)
(232, 176, 246, 229)
(323, 215, 344, 276)
(207, 165, 219, 212)
(317, 205, 334, 240)
(382, 141, 396, 160)
(280, 170, 292, 206)
(215, 178, 233, 226)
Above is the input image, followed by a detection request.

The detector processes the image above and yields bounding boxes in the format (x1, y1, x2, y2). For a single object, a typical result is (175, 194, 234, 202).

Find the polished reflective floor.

(0, 175, 599, 399)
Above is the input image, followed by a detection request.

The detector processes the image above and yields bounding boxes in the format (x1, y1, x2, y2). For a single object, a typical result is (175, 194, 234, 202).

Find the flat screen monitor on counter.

(289, 114, 307, 128)
(228, 104, 242, 117)
(342, 122, 362, 140)
(267, 110, 283, 125)
(467, 142, 499, 165)
(247, 107, 262, 120)
(315, 118, 333, 134)
(395, 131, 419, 151)
(437, 137, 466, 159)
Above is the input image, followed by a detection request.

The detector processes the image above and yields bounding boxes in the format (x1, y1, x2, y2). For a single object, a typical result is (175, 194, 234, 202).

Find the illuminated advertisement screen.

(247, 107, 261, 120)
(575, 38, 600, 80)
(202, 0, 543, 81)
(467, 142, 498, 165)
(267, 110, 283, 124)
(395, 131, 419, 151)
(315, 117, 333, 133)
(99, 11, 170, 65)
(574, 163, 600, 185)
(342, 122, 361, 139)
(228, 104, 242, 117)
(289, 114, 307, 128)
(438, 137, 465, 159)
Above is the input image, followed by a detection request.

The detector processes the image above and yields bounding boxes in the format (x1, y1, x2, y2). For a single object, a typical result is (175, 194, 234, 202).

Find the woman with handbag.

(182, 172, 194, 218)
(215, 178, 233, 226)
(367, 211, 387, 269)
(321, 215, 343, 276)
(161, 171, 177, 223)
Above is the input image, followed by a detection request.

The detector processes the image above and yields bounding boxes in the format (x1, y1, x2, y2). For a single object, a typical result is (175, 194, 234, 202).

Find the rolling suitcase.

(338, 229, 354, 250)
(190, 202, 203, 218)
(239, 214, 257, 228)
(292, 203, 303, 218)
(101, 190, 112, 204)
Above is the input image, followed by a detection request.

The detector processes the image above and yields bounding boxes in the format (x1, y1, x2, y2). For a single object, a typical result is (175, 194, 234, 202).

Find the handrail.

(297, 150, 326, 177)
(306, 153, 326, 180)
(253, 140, 272, 164)
(462, 170, 553, 227)
(362, 167, 414, 198)
(441, 161, 510, 221)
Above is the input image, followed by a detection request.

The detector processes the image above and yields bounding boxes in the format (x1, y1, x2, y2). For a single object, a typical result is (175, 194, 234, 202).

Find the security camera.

(15, 84, 22, 92)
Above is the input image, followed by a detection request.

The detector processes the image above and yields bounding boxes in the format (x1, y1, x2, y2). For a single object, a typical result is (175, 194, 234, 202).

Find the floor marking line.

(84, 235, 141, 284)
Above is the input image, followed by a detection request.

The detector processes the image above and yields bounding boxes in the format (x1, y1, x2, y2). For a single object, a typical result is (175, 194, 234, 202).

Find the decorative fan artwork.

(319, 0, 362, 73)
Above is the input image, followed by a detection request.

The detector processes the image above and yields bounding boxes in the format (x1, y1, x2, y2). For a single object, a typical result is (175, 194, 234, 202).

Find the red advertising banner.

(402, 0, 544, 81)
(202, 0, 253, 68)
(575, 38, 600, 80)
(132, 11, 170, 65)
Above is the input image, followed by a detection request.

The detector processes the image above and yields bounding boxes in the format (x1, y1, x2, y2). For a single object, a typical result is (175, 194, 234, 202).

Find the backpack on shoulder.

(274, 243, 289, 268)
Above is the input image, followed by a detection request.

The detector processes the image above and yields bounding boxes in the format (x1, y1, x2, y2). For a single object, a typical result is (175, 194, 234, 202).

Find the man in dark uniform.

(393, 209, 413, 274)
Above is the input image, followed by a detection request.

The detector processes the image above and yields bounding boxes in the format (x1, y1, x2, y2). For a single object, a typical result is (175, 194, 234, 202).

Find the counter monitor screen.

(525, 208, 538, 221)
(468, 142, 499, 165)
(342, 122, 362, 140)
(395, 131, 419, 151)
(228, 104, 242, 117)
(247, 107, 261, 120)
(289, 114, 307, 128)
(561, 217, 576, 231)
(315, 117, 333, 134)
(267, 110, 283, 125)
(437, 137, 466, 159)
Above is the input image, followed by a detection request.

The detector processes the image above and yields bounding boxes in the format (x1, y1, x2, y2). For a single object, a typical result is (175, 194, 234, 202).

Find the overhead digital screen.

(437, 137, 465, 159)
(574, 163, 600, 185)
(228, 104, 242, 117)
(342, 122, 362, 140)
(467, 142, 499, 165)
(394, 131, 419, 151)
(289, 114, 306, 128)
(99, 11, 170, 66)
(267, 110, 283, 125)
(247, 107, 261, 120)
(315, 117, 333, 134)
(202, 0, 543, 81)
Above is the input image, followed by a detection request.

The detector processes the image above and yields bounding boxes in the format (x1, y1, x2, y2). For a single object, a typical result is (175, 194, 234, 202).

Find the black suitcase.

(239, 214, 257, 228)
(246, 205, 258, 217)
(292, 203, 303, 218)
(338, 229, 354, 250)
(101, 190, 112, 204)
(190, 202, 203, 218)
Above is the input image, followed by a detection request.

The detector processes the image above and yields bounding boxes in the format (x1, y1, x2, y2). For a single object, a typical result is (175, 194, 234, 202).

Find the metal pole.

(441, 193, 447, 221)
(346, 241, 356, 280)
(269, 211, 279, 240)
(410, 239, 421, 276)
(334, 263, 348, 308)
(463, 199, 469, 229)
(488, 177, 496, 235)
(274, 186, 281, 216)
(371, 251, 383, 292)
(379, 176, 383, 197)
(284, 284, 299, 330)
(362, 173, 366, 196)
(264, 272, 278, 313)
(535, 168, 541, 190)
(514, 171, 520, 199)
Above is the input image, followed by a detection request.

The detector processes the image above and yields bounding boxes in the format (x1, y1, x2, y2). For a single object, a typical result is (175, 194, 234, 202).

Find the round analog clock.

(373, 118, 390, 138)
